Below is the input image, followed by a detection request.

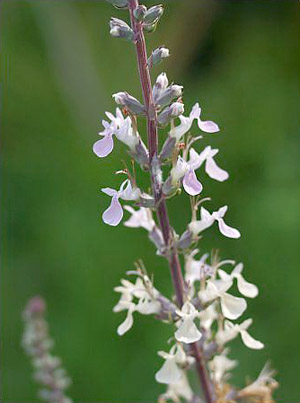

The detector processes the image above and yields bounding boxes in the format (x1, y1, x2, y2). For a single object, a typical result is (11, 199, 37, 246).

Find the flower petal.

(216, 327, 238, 345)
(175, 317, 202, 344)
(120, 180, 141, 201)
(155, 358, 183, 385)
(236, 274, 259, 298)
(221, 293, 247, 320)
(240, 330, 264, 350)
(188, 148, 205, 170)
(217, 218, 241, 239)
(117, 308, 134, 336)
(198, 119, 220, 133)
(190, 103, 201, 119)
(183, 169, 203, 196)
(102, 194, 123, 226)
(93, 134, 114, 158)
(205, 157, 229, 182)
(170, 116, 192, 141)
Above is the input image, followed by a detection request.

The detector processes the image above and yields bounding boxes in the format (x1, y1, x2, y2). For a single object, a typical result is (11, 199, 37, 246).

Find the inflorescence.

(93, 1, 278, 402)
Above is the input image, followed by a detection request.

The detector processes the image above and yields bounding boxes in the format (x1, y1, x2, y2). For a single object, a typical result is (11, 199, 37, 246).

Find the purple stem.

(127, 2, 215, 402)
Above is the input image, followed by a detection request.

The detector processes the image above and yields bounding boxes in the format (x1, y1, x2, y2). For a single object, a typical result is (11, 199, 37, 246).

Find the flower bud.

(133, 5, 147, 21)
(110, 18, 134, 42)
(106, 0, 128, 8)
(148, 47, 170, 67)
(113, 92, 145, 115)
(149, 227, 165, 252)
(143, 22, 157, 34)
(177, 230, 193, 250)
(160, 136, 176, 160)
(155, 85, 183, 108)
(129, 139, 150, 166)
(157, 102, 184, 126)
(144, 5, 164, 25)
(152, 72, 169, 103)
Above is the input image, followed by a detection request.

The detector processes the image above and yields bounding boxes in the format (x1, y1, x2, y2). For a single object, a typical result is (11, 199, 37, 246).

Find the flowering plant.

(22, 1, 278, 402)
(91, 1, 278, 402)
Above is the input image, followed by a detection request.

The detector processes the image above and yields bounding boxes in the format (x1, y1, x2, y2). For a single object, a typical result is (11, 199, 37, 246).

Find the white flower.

(114, 276, 160, 335)
(198, 303, 218, 331)
(116, 301, 136, 336)
(175, 301, 202, 344)
(209, 350, 237, 384)
(155, 344, 190, 385)
(169, 102, 219, 141)
(113, 278, 140, 311)
(199, 280, 247, 320)
(216, 319, 264, 350)
(160, 372, 193, 402)
(124, 206, 156, 232)
(136, 294, 161, 315)
(218, 263, 258, 298)
(185, 251, 213, 285)
(189, 205, 241, 239)
(238, 362, 278, 399)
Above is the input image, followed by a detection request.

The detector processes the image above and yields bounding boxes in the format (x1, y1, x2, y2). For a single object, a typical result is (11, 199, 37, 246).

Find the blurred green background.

(1, 0, 299, 401)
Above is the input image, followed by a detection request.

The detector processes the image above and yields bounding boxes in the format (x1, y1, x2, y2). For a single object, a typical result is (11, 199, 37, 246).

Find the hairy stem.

(128, 1, 215, 402)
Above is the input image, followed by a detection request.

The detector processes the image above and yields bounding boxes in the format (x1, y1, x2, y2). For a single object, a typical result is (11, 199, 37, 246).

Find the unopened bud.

(157, 102, 184, 126)
(106, 0, 128, 9)
(144, 5, 164, 25)
(110, 18, 133, 42)
(129, 139, 149, 166)
(149, 227, 165, 252)
(143, 22, 157, 34)
(155, 85, 183, 108)
(160, 136, 176, 160)
(148, 47, 170, 67)
(177, 230, 193, 250)
(152, 72, 169, 102)
(113, 92, 145, 115)
(133, 5, 147, 21)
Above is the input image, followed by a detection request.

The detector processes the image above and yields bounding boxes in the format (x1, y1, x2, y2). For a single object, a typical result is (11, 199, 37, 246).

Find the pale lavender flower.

(170, 156, 203, 196)
(170, 103, 219, 141)
(188, 146, 229, 182)
(93, 108, 125, 158)
(124, 206, 156, 231)
(189, 205, 241, 239)
(102, 179, 141, 226)
(170, 144, 228, 196)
